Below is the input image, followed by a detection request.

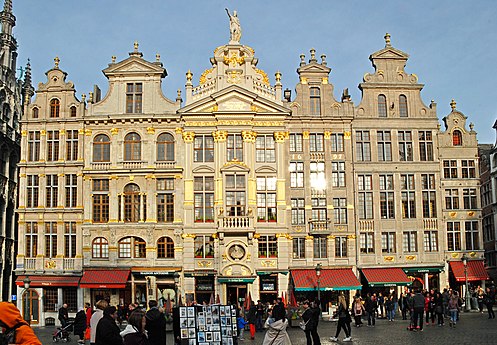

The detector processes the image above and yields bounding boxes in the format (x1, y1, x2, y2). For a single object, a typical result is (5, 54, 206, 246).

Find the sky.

(11, 0, 497, 143)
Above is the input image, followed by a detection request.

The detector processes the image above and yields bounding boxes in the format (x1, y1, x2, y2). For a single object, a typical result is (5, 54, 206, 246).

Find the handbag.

(84, 327, 91, 341)
(299, 319, 309, 331)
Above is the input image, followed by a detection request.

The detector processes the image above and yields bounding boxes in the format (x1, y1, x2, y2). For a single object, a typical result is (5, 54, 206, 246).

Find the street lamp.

(461, 254, 471, 312)
(22, 276, 31, 325)
(173, 272, 180, 306)
(315, 263, 322, 306)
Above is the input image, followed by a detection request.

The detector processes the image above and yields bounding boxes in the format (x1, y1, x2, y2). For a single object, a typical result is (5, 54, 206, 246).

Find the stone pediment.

(220, 160, 250, 172)
(103, 57, 166, 77)
(179, 86, 290, 114)
(192, 166, 215, 173)
(371, 47, 409, 60)
(297, 63, 331, 74)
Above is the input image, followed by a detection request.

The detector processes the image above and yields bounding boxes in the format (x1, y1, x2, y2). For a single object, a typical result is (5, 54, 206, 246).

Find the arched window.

(70, 106, 77, 117)
(309, 87, 321, 115)
(453, 130, 462, 146)
(92, 237, 109, 258)
(93, 134, 110, 162)
(50, 99, 60, 118)
(399, 95, 408, 117)
(124, 183, 141, 222)
(32, 107, 39, 118)
(378, 94, 387, 117)
(157, 236, 174, 259)
(118, 236, 146, 258)
(124, 132, 141, 161)
(157, 133, 175, 161)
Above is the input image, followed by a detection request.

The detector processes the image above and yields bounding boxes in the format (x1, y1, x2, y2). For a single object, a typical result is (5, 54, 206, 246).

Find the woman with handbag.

(330, 294, 352, 342)
(301, 300, 320, 345)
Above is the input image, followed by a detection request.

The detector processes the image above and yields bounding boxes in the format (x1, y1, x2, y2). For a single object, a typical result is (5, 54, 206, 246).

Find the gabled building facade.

(16, 17, 487, 325)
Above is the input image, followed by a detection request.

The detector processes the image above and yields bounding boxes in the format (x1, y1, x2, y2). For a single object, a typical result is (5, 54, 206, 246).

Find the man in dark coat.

(272, 297, 286, 322)
(73, 308, 87, 344)
(145, 300, 166, 345)
(95, 306, 123, 345)
(58, 303, 69, 328)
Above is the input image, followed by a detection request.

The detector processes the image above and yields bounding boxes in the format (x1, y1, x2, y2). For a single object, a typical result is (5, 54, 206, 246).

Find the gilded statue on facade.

(225, 8, 241, 43)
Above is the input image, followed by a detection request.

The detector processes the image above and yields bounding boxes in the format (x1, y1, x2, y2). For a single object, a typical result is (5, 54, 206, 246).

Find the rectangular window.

(418, 130, 433, 161)
(194, 135, 214, 162)
(65, 130, 79, 161)
(309, 133, 324, 152)
(310, 161, 326, 191)
(461, 160, 476, 178)
(226, 174, 246, 216)
(227, 134, 243, 161)
(258, 235, 278, 258)
(465, 221, 479, 250)
(28, 131, 41, 162)
(289, 162, 304, 188)
(194, 235, 214, 258)
(423, 231, 438, 252)
(356, 131, 371, 161)
(292, 237, 305, 259)
(443, 160, 458, 178)
(403, 231, 417, 252)
(381, 232, 396, 253)
(62, 288, 78, 312)
(47, 130, 60, 162)
(331, 133, 344, 152)
(291, 198, 305, 226)
(331, 161, 346, 187)
(445, 189, 459, 210)
(289, 133, 303, 152)
(45, 222, 57, 258)
(401, 174, 416, 218)
(447, 222, 461, 251)
(379, 174, 395, 219)
(256, 135, 275, 162)
(64, 222, 76, 258)
(333, 198, 347, 224)
(398, 131, 413, 161)
(377, 130, 392, 161)
(357, 175, 373, 219)
(157, 178, 174, 222)
(92, 179, 109, 223)
(421, 174, 437, 218)
(26, 175, 39, 208)
(311, 198, 327, 222)
(46, 174, 58, 208)
(335, 236, 347, 257)
(310, 87, 321, 115)
(126, 83, 142, 113)
(65, 174, 77, 208)
(25, 222, 38, 258)
(43, 288, 58, 312)
(313, 236, 327, 258)
(256, 176, 277, 222)
(360, 232, 374, 253)
(463, 188, 477, 209)
(194, 176, 214, 222)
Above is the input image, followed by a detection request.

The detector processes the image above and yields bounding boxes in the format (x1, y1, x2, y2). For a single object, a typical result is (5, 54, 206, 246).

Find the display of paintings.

(188, 318, 195, 327)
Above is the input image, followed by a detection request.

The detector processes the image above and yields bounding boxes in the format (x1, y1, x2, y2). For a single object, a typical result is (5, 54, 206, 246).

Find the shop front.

(360, 268, 411, 296)
(80, 269, 130, 307)
(448, 259, 490, 297)
(131, 267, 179, 307)
(218, 276, 256, 306)
(402, 266, 444, 291)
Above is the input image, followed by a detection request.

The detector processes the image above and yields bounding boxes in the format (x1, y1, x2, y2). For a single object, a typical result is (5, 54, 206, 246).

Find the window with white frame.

(331, 133, 344, 152)
(45, 222, 57, 258)
(256, 135, 275, 162)
(401, 174, 416, 218)
(157, 178, 174, 223)
(379, 174, 395, 219)
(422, 174, 437, 218)
(309, 133, 324, 152)
(423, 231, 438, 252)
(45, 174, 58, 208)
(443, 160, 458, 178)
(194, 235, 214, 258)
(461, 160, 476, 178)
(290, 162, 304, 188)
(310, 161, 326, 190)
(418, 131, 433, 161)
(291, 198, 305, 225)
(65, 130, 78, 161)
(403, 231, 417, 252)
(65, 174, 77, 208)
(292, 237, 305, 259)
(256, 176, 277, 222)
(25, 222, 38, 258)
(126, 83, 142, 113)
(381, 232, 396, 253)
(447, 222, 461, 251)
(333, 198, 347, 224)
(377, 130, 392, 161)
(26, 175, 39, 208)
(465, 221, 479, 250)
(289, 133, 303, 152)
(313, 236, 327, 258)
(47, 130, 59, 162)
(332, 161, 345, 187)
(194, 176, 214, 222)
(226, 174, 246, 216)
(398, 131, 413, 161)
(194, 135, 214, 162)
(64, 222, 76, 258)
(335, 236, 347, 257)
(360, 232, 374, 253)
(356, 131, 371, 161)
(92, 237, 109, 259)
(258, 235, 278, 258)
(358, 175, 373, 219)
(445, 189, 459, 210)
(27, 131, 41, 161)
(227, 134, 243, 161)
(463, 188, 477, 209)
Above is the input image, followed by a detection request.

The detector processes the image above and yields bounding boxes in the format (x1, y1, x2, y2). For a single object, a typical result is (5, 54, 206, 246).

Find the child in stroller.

(53, 321, 73, 342)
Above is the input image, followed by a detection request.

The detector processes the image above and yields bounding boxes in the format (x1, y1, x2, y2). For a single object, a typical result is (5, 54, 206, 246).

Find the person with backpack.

(0, 302, 41, 345)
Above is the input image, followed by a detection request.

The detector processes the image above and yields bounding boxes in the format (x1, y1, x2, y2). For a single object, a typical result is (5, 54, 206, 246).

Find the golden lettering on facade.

(212, 130, 228, 142)
(241, 130, 257, 143)
(182, 131, 195, 143)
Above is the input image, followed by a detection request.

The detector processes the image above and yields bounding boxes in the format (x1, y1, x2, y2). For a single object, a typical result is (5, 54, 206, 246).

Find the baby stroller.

(53, 322, 73, 342)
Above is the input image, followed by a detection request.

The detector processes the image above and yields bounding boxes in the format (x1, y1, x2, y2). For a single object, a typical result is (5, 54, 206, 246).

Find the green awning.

(403, 267, 444, 274)
(218, 277, 256, 283)
(256, 271, 289, 276)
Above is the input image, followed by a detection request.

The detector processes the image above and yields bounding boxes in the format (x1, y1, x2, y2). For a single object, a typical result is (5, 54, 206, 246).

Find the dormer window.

(399, 95, 408, 117)
(310, 87, 321, 115)
(70, 106, 77, 117)
(378, 94, 387, 117)
(126, 83, 142, 113)
(32, 107, 39, 119)
(50, 99, 60, 118)
(452, 130, 462, 146)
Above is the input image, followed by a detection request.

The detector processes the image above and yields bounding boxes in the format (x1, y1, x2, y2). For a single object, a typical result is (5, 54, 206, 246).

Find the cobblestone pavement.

(34, 312, 497, 345)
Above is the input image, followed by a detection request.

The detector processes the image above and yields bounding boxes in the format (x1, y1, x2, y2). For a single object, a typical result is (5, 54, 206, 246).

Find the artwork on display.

(175, 305, 238, 345)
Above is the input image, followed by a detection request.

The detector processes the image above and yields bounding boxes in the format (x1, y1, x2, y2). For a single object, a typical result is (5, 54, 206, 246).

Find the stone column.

(139, 192, 145, 222)
(274, 132, 288, 225)
(213, 131, 227, 217)
(242, 130, 257, 214)
(182, 131, 195, 227)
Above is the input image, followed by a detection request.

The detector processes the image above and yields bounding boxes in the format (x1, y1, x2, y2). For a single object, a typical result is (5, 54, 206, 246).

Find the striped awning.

(291, 268, 361, 291)
(362, 268, 411, 287)
(449, 260, 490, 282)
(79, 269, 130, 288)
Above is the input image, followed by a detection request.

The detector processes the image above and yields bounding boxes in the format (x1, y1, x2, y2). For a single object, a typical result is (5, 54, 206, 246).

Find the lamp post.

(461, 254, 471, 312)
(22, 276, 31, 325)
(315, 263, 322, 306)
(173, 272, 180, 306)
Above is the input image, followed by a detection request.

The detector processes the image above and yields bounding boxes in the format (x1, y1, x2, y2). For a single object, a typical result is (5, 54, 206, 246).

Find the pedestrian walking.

(145, 300, 166, 345)
(58, 303, 69, 328)
(74, 307, 87, 344)
(262, 309, 291, 345)
(301, 300, 320, 345)
(364, 293, 377, 327)
(330, 294, 352, 342)
(120, 309, 150, 345)
(485, 287, 495, 319)
(434, 291, 444, 326)
(0, 302, 42, 345)
(385, 295, 394, 321)
(377, 293, 384, 318)
(247, 301, 257, 340)
(448, 293, 460, 328)
(412, 290, 425, 331)
(352, 297, 365, 327)
(95, 306, 123, 345)
(237, 310, 247, 341)
(256, 300, 264, 332)
(90, 299, 109, 345)
(477, 286, 485, 313)
(442, 288, 450, 318)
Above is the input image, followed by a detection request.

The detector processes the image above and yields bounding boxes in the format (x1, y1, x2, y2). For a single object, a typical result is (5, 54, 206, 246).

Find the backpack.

(0, 325, 18, 345)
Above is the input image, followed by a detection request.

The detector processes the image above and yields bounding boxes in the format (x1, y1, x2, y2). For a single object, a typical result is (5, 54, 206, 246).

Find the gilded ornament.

(182, 131, 195, 143)
(40, 130, 46, 136)
(182, 233, 197, 239)
(275, 71, 281, 83)
(261, 260, 276, 267)
(241, 130, 257, 143)
(21, 130, 27, 137)
(146, 127, 156, 134)
(300, 77, 307, 84)
(110, 128, 119, 135)
(212, 130, 228, 142)
(405, 255, 416, 261)
(451, 253, 459, 258)
(224, 52, 245, 67)
(85, 129, 92, 136)
(324, 131, 331, 139)
(59, 129, 66, 135)
(54, 56, 60, 69)
(223, 158, 248, 168)
(255, 68, 270, 85)
(175, 127, 183, 134)
(347, 235, 356, 239)
(327, 235, 336, 239)
(322, 77, 328, 84)
(302, 131, 310, 139)
(305, 235, 314, 240)
(199, 68, 214, 84)
(227, 70, 242, 84)
(197, 260, 213, 268)
(468, 211, 475, 217)
(253, 233, 261, 239)
(469, 252, 476, 257)
(344, 131, 351, 139)
(186, 70, 193, 82)
(250, 105, 259, 112)
(45, 260, 56, 269)
(273, 131, 289, 143)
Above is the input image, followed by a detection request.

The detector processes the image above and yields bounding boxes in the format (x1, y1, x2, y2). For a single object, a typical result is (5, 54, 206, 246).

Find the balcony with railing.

(155, 161, 177, 169)
(24, 258, 36, 270)
(218, 216, 253, 231)
(309, 219, 331, 234)
(90, 162, 112, 170)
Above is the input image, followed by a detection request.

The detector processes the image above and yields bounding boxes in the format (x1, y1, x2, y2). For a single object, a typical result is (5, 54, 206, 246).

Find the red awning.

(79, 269, 130, 289)
(362, 268, 411, 287)
(15, 275, 80, 287)
(291, 268, 361, 291)
(449, 260, 490, 282)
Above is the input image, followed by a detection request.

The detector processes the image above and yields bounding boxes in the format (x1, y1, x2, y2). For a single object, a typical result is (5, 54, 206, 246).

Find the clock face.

(228, 244, 246, 260)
